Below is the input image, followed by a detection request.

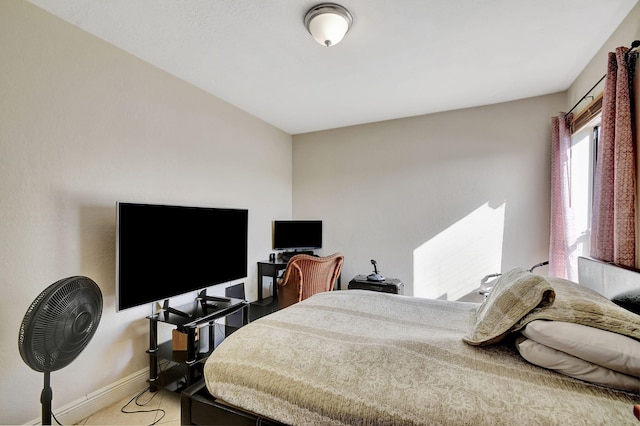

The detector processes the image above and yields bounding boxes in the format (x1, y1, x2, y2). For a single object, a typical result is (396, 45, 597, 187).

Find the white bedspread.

(204, 290, 638, 425)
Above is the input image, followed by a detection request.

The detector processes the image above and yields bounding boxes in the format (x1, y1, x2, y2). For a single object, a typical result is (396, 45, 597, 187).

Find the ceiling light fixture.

(304, 3, 353, 47)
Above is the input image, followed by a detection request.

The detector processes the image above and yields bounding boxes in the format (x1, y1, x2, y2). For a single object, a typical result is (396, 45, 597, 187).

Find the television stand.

(162, 299, 193, 318)
(198, 289, 230, 304)
(148, 297, 248, 393)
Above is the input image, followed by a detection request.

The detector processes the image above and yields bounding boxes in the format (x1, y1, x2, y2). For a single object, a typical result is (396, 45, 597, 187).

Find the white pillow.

(515, 336, 640, 393)
(520, 320, 640, 377)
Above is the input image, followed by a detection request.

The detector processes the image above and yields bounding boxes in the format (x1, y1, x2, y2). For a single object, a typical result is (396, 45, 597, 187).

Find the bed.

(181, 257, 640, 425)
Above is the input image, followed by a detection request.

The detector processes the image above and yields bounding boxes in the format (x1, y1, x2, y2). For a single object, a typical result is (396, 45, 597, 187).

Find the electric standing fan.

(18, 276, 103, 425)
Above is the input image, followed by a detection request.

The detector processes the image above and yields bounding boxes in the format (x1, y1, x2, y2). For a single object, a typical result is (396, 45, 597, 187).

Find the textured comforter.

(204, 290, 638, 425)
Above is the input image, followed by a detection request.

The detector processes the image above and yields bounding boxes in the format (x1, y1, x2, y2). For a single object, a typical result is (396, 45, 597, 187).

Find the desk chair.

(277, 253, 344, 309)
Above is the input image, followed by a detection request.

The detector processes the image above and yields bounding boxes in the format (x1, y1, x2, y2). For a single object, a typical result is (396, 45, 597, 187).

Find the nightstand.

(348, 275, 404, 295)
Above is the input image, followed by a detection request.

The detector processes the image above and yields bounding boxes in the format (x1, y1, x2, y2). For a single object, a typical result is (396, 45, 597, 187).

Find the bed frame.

(577, 256, 640, 298)
(180, 379, 283, 425)
(180, 256, 638, 425)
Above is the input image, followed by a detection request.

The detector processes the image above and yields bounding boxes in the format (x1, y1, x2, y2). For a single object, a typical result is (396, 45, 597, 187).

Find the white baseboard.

(26, 367, 150, 425)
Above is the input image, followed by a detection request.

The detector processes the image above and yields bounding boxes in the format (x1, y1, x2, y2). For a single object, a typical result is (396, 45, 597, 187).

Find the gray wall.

(0, 2, 291, 424)
(293, 94, 564, 299)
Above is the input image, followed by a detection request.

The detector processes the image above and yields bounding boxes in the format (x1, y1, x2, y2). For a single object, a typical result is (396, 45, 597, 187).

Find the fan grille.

(19, 276, 103, 373)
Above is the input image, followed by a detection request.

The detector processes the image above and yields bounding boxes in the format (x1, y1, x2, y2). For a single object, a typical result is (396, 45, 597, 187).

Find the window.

(568, 113, 601, 262)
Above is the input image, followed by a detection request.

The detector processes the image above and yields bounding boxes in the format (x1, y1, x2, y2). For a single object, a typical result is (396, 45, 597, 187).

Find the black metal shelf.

(147, 297, 248, 393)
(149, 364, 193, 393)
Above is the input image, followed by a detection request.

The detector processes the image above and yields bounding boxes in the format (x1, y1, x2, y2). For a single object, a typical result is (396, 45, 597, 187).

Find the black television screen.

(116, 202, 248, 311)
(273, 220, 322, 250)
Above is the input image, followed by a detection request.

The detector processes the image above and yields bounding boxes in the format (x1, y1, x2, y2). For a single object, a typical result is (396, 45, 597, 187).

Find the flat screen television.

(272, 220, 322, 250)
(116, 202, 248, 311)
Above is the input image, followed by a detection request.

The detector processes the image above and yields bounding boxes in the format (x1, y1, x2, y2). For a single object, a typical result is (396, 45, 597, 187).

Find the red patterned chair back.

(277, 253, 344, 309)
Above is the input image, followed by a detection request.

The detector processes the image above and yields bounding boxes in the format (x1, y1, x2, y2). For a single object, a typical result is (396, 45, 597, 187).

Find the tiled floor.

(75, 388, 181, 425)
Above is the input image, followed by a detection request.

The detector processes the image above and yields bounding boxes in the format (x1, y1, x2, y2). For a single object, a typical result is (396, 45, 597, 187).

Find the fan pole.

(41, 371, 52, 425)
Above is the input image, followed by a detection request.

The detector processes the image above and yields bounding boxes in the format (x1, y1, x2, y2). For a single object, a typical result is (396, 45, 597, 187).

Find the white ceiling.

(27, 0, 638, 134)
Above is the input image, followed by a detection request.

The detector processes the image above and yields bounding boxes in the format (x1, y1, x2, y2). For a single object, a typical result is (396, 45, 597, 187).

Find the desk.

(256, 259, 288, 303)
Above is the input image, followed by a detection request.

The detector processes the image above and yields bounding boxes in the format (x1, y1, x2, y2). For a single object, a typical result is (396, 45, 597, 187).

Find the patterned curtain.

(549, 113, 576, 280)
(590, 47, 637, 267)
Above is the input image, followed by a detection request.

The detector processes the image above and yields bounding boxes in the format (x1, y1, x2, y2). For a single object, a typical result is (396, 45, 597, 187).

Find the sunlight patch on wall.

(413, 202, 505, 300)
